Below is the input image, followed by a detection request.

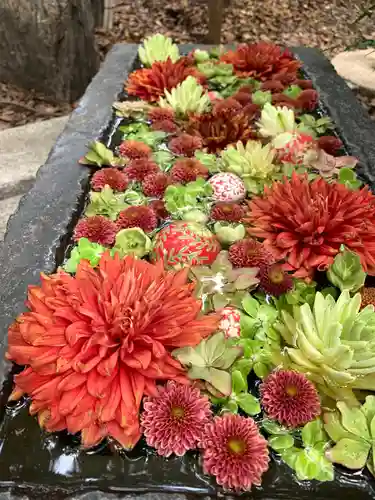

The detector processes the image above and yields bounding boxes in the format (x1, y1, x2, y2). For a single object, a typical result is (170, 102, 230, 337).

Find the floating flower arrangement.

(5, 34, 375, 493)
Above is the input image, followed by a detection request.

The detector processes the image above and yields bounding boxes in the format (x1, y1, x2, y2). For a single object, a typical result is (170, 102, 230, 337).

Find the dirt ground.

(1, 0, 375, 129)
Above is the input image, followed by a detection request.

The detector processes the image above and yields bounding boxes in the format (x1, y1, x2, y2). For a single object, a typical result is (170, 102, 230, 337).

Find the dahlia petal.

(57, 371, 87, 391)
(66, 411, 94, 434)
(97, 381, 121, 422)
(81, 423, 106, 448)
(130, 371, 145, 409)
(96, 350, 119, 377)
(106, 420, 141, 449)
(58, 385, 87, 416)
(87, 368, 117, 398)
(65, 322, 92, 346)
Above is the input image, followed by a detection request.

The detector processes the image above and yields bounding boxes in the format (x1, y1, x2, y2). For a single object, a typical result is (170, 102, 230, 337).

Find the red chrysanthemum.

(260, 370, 320, 428)
(246, 172, 375, 278)
(73, 216, 118, 246)
(126, 58, 206, 102)
(168, 134, 203, 157)
(228, 238, 274, 270)
(170, 158, 209, 184)
(271, 93, 296, 110)
(220, 42, 301, 80)
(360, 287, 375, 309)
(210, 203, 245, 223)
(124, 158, 160, 181)
(6, 254, 219, 449)
(118, 140, 152, 160)
(148, 107, 175, 123)
(151, 120, 179, 133)
(199, 414, 269, 491)
(259, 263, 293, 297)
(90, 168, 129, 192)
(142, 172, 170, 198)
(149, 199, 169, 220)
(317, 136, 343, 155)
(117, 205, 158, 233)
(141, 381, 212, 457)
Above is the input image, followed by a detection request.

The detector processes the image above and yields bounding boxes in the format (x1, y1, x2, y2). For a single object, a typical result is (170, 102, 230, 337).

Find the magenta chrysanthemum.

(73, 216, 118, 245)
(260, 370, 321, 428)
(259, 263, 293, 297)
(90, 168, 129, 192)
(141, 381, 212, 457)
(117, 205, 158, 233)
(199, 414, 269, 491)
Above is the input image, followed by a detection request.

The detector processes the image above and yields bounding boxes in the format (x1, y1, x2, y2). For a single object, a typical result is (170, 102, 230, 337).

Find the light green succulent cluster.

(112, 228, 152, 259)
(163, 178, 212, 222)
(85, 186, 129, 220)
(274, 291, 375, 403)
(80, 141, 126, 168)
(159, 76, 211, 116)
(327, 247, 366, 293)
(257, 103, 296, 138)
(138, 34, 180, 66)
(221, 140, 279, 194)
(64, 238, 106, 274)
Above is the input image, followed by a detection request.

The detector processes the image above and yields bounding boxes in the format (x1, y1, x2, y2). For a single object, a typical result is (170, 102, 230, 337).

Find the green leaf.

(302, 418, 327, 448)
(232, 370, 248, 394)
(231, 358, 252, 378)
(236, 393, 261, 415)
(240, 313, 258, 338)
(327, 438, 370, 469)
(221, 399, 238, 414)
(262, 419, 287, 435)
(254, 361, 271, 379)
(268, 434, 294, 451)
(323, 411, 353, 442)
(283, 85, 302, 99)
(241, 295, 260, 318)
(337, 401, 371, 440)
(361, 395, 375, 425)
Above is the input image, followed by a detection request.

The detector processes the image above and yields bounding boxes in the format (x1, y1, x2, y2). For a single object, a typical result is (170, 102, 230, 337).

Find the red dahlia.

(260, 370, 320, 428)
(124, 158, 160, 181)
(168, 134, 203, 157)
(126, 58, 205, 102)
(117, 205, 158, 233)
(118, 140, 152, 159)
(142, 172, 170, 198)
(170, 158, 209, 184)
(141, 381, 212, 457)
(73, 216, 118, 245)
(259, 264, 293, 297)
(6, 254, 219, 448)
(246, 172, 375, 278)
(220, 42, 301, 80)
(228, 238, 274, 270)
(91, 168, 129, 192)
(199, 414, 269, 491)
(210, 203, 245, 223)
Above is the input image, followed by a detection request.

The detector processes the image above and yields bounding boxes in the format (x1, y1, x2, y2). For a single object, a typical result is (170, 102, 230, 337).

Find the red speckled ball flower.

(141, 381, 212, 457)
(168, 134, 203, 157)
(90, 168, 129, 192)
(170, 158, 209, 184)
(361, 287, 375, 309)
(117, 205, 158, 233)
(124, 158, 160, 181)
(210, 203, 245, 223)
(259, 264, 293, 297)
(142, 172, 170, 198)
(199, 414, 269, 491)
(317, 136, 343, 155)
(73, 215, 118, 245)
(228, 239, 274, 270)
(119, 140, 152, 159)
(260, 370, 320, 428)
(149, 199, 169, 220)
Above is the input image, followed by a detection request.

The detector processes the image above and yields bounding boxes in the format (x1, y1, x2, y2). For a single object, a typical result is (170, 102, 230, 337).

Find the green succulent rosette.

(112, 228, 152, 259)
(158, 76, 211, 116)
(85, 185, 129, 220)
(327, 246, 366, 293)
(64, 238, 106, 274)
(138, 33, 180, 66)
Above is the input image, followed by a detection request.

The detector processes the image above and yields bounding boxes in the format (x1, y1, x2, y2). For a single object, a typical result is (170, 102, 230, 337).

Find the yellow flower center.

(227, 437, 246, 455)
(269, 266, 284, 284)
(171, 406, 185, 419)
(285, 384, 298, 397)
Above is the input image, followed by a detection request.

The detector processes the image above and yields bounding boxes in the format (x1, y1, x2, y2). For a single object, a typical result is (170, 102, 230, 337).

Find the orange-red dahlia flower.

(6, 254, 219, 449)
(220, 42, 300, 80)
(246, 172, 375, 278)
(126, 58, 205, 102)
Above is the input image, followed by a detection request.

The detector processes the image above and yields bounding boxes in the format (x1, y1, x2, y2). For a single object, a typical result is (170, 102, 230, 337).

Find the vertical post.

(207, 0, 224, 45)
(103, 0, 113, 30)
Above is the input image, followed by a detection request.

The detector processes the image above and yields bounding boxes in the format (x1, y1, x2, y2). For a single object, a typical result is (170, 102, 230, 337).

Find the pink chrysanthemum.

(73, 216, 118, 245)
(124, 158, 160, 181)
(117, 205, 158, 233)
(229, 238, 274, 270)
(149, 199, 169, 220)
(259, 263, 293, 297)
(118, 140, 152, 159)
(90, 168, 129, 192)
(199, 414, 269, 491)
(141, 381, 212, 457)
(169, 134, 203, 157)
(142, 172, 170, 198)
(260, 370, 320, 428)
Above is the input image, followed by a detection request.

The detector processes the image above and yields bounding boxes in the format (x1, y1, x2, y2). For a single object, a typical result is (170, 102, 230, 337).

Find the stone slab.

(0, 116, 69, 200)
(0, 195, 22, 240)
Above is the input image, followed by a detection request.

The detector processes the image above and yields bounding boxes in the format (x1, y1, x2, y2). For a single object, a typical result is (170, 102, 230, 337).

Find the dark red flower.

(126, 58, 206, 102)
(271, 93, 297, 109)
(295, 79, 313, 89)
(148, 107, 175, 123)
(220, 42, 301, 80)
(210, 203, 245, 223)
(149, 199, 169, 220)
(117, 205, 158, 233)
(361, 287, 375, 309)
(73, 216, 118, 245)
(170, 158, 209, 184)
(124, 158, 160, 181)
(168, 134, 203, 157)
(90, 168, 129, 192)
(142, 172, 170, 198)
(317, 136, 343, 155)
(261, 80, 286, 93)
(259, 264, 293, 297)
(228, 238, 274, 270)
(296, 89, 318, 112)
(118, 140, 152, 159)
(151, 120, 179, 133)
(260, 370, 320, 428)
(141, 381, 212, 457)
(245, 172, 375, 278)
(199, 414, 269, 491)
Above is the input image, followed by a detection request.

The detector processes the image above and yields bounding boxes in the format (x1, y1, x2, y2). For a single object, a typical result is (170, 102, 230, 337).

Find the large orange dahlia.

(245, 173, 375, 278)
(6, 253, 219, 449)
(220, 42, 301, 80)
(126, 58, 205, 102)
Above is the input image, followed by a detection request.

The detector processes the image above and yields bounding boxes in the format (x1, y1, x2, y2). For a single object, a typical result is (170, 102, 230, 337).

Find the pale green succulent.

(327, 247, 366, 294)
(79, 141, 126, 168)
(159, 76, 211, 116)
(138, 33, 179, 66)
(274, 291, 375, 403)
(213, 222, 246, 245)
(257, 103, 296, 138)
(221, 140, 279, 194)
(112, 228, 152, 259)
(64, 238, 105, 274)
(85, 186, 129, 220)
